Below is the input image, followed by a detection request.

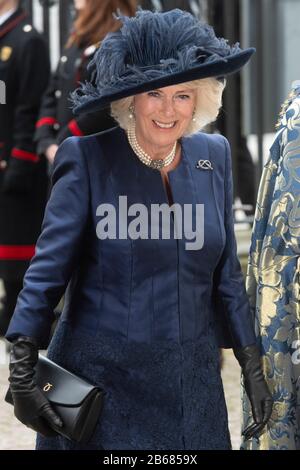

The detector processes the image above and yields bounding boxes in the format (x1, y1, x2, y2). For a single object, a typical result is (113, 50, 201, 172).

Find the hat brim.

(74, 48, 255, 115)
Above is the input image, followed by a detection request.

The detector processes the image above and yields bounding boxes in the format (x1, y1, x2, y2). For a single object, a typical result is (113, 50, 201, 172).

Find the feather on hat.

(72, 8, 255, 114)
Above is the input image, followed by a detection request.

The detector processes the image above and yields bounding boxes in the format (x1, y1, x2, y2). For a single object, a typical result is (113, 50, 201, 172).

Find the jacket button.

(23, 24, 32, 33)
(55, 90, 62, 98)
(61, 56, 67, 63)
(0, 160, 7, 169)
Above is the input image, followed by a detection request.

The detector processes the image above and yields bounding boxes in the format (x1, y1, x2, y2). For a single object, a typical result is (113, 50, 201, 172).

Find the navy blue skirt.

(36, 321, 231, 450)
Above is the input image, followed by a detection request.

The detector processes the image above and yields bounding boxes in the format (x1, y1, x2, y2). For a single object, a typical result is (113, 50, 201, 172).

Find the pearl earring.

(192, 109, 196, 122)
(129, 105, 134, 119)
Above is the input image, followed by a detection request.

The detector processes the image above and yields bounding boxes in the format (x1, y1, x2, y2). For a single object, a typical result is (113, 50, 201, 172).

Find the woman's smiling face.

(133, 84, 197, 155)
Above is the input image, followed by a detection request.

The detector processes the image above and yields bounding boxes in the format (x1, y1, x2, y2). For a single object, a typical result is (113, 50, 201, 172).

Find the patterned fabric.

(241, 84, 300, 450)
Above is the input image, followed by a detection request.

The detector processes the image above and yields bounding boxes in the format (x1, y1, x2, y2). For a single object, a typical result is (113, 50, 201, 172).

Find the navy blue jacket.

(6, 126, 256, 450)
(6, 126, 255, 349)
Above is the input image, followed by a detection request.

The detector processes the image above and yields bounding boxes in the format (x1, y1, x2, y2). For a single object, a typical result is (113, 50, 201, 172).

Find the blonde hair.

(110, 77, 225, 136)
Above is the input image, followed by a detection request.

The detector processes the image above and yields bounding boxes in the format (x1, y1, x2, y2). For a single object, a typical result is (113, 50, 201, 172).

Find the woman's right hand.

(45, 144, 59, 164)
(9, 336, 63, 436)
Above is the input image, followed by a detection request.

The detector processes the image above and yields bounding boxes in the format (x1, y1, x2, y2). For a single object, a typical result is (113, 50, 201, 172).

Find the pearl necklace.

(127, 121, 177, 170)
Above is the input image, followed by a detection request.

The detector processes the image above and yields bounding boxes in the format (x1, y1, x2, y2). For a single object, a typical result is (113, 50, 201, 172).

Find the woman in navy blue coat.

(6, 9, 273, 450)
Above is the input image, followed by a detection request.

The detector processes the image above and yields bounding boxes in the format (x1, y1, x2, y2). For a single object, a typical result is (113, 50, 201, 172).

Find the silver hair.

(110, 77, 226, 136)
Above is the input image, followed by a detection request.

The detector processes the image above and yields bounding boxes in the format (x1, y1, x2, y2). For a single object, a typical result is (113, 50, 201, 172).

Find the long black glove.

(234, 344, 273, 441)
(9, 336, 63, 437)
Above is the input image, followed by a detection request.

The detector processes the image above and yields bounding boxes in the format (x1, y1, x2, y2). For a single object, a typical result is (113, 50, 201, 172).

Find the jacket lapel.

(0, 8, 26, 40)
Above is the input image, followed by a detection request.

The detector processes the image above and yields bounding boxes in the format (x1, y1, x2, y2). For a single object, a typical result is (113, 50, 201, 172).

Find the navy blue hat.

(72, 9, 255, 114)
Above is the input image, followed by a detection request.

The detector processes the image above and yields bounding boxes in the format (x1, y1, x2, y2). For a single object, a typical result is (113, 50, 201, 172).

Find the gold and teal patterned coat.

(242, 84, 300, 450)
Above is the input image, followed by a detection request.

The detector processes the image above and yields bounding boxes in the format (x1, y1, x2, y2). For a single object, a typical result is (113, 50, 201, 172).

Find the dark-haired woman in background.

(35, 0, 137, 165)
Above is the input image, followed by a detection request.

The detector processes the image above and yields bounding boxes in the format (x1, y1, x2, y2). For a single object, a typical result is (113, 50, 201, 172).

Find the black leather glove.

(9, 336, 63, 437)
(234, 343, 273, 441)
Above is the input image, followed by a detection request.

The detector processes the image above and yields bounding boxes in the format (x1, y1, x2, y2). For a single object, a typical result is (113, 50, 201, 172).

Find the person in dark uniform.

(0, 0, 50, 335)
(210, 0, 256, 215)
(35, 0, 137, 166)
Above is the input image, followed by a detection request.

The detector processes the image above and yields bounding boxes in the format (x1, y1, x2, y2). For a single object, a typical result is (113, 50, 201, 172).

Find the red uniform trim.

(0, 245, 35, 260)
(0, 11, 27, 39)
(36, 117, 58, 128)
(11, 148, 40, 163)
(68, 119, 84, 136)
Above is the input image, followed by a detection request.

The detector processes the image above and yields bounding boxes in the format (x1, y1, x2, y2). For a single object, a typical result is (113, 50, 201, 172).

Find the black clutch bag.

(5, 354, 105, 444)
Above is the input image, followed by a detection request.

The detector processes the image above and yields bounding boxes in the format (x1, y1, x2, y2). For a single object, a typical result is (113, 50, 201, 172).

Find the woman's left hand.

(234, 344, 273, 440)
